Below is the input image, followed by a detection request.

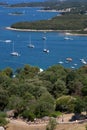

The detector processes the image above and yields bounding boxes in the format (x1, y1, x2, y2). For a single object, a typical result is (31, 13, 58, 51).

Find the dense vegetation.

(9, 0, 87, 34)
(0, 64, 87, 121)
(0, 112, 8, 126)
(11, 14, 87, 32)
(9, 2, 45, 8)
(9, 0, 87, 15)
(44, 0, 87, 14)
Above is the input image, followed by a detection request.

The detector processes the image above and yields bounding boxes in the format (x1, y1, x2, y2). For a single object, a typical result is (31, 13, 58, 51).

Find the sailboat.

(27, 34, 35, 48)
(64, 36, 73, 40)
(10, 42, 20, 56)
(42, 36, 46, 40)
(43, 33, 49, 53)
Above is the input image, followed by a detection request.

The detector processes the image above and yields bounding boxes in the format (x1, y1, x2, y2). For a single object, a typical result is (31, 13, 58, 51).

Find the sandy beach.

(6, 27, 59, 32)
(5, 27, 87, 36)
(37, 9, 60, 12)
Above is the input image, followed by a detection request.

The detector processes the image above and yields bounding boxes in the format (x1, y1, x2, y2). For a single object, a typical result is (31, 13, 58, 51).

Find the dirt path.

(6, 114, 87, 130)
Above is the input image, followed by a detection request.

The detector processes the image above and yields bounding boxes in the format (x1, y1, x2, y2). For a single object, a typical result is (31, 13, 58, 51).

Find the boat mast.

(44, 38, 46, 49)
(12, 42, 14, 52)
(43, 32, 47, 49)
(29, 34, 31, 44)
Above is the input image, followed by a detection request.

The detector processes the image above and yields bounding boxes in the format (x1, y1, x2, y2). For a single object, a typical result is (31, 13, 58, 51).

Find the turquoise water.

(0, 6, 87, 70)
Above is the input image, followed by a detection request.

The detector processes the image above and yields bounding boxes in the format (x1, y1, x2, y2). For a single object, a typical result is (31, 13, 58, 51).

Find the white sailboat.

(42, 36, 47, 40)
(64, 36, 73, 40)
(27, 34, 35, 48)
(43, 33, 49, 53)
(10, 42, 20, 56)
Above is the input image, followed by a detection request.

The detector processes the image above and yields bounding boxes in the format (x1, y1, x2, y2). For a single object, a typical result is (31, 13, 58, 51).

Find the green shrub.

(21, 110, 35, 121)
(85, 124, 87, 130)
(0, 111, 7, 118)
(46, 118, 57, 130)
(0, 117, 8, 126)
(50, 111, 62, 118)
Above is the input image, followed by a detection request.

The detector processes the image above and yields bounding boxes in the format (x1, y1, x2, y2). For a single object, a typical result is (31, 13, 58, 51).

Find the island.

(0, 2, 8, 6)
(8, 11, 24, 16)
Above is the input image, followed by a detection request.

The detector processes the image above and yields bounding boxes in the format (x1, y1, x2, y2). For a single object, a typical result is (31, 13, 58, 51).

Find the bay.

(0, 6, 87, 70)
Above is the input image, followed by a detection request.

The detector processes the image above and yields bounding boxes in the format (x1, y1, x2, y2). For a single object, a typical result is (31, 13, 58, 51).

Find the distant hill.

(8, 0, 87, 12)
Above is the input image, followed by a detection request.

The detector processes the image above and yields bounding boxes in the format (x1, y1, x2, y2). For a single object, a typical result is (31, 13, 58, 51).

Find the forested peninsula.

(10, 14, 87, 34)
(9, 0, 87, 34)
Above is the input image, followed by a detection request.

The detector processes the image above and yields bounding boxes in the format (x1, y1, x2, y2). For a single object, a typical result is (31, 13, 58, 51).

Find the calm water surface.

(0, 6, 87, 70)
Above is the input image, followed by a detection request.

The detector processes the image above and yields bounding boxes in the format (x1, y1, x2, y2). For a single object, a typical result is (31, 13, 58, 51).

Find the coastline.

(37, 9, 60, 12)
(6, 27, 65, 32)
(6, 27, 87, 36)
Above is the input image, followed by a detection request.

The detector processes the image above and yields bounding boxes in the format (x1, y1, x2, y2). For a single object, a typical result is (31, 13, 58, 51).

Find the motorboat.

(80, 59, 86, 64)
(43, 49, 49, 53)
(66, 57, 72, 62)
(5, 40, 12, 43)
(58, 61, 64, 64)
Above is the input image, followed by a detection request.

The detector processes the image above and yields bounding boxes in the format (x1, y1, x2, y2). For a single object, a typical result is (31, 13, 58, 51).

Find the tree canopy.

(0, 64, 87, 120)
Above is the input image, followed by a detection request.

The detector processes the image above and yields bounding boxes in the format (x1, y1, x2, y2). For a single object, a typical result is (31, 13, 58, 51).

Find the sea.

(1, 0, 45, 4)
(0, 5, 87, 71)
